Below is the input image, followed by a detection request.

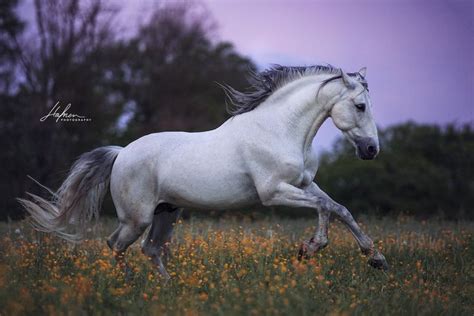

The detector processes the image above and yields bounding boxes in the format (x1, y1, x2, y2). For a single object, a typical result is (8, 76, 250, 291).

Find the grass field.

(0, 216, 473, 315)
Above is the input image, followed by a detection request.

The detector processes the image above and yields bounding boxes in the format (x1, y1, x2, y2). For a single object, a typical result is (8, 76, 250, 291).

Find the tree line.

(317, 122, 474, 219)
(1, 0, 472, 220)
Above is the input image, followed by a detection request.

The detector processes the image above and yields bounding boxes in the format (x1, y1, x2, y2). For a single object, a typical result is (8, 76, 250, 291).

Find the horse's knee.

(107, 220, 150, 253)
(330, 204, 353, 222)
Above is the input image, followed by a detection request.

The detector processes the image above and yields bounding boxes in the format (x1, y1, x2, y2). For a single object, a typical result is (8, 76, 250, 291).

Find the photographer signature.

(40, 101, 92, 122)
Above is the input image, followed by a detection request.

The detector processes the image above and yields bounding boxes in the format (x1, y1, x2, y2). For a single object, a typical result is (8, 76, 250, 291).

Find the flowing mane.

(221, 64, 368, 116)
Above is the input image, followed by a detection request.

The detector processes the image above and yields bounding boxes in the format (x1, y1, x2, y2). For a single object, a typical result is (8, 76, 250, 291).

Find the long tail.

(18, 146, 122, 242)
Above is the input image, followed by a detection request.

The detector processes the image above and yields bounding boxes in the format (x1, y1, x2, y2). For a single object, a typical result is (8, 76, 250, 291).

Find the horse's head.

(329, 67, 379, 160)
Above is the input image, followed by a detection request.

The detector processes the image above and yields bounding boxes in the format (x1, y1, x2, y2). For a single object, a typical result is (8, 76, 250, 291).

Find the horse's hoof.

(157, 268, 171, 284)
(297, 243, 309, 261)
(368, 257, 389, 271)
(159, 274, 171, 284)
(298, 239, 326, 261)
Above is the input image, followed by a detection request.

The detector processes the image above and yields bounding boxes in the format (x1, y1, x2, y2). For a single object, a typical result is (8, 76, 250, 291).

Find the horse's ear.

(341, 69, 355, 89)
(358, 67, 367, 77)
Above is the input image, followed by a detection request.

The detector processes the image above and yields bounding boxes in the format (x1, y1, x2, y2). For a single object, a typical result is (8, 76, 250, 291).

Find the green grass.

(0, 216, 473, 315)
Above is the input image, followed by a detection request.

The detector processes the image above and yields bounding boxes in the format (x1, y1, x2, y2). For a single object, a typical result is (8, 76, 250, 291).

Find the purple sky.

(202, 0, 473, 149)
(18, 0, 473, 150)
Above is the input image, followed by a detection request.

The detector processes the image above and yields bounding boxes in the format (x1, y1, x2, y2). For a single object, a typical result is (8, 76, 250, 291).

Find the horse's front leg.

(260, 182, 330, 260)
(259, 182, 388, 270)
(298, 210, 330, 260)
(308, 183, 387, 269)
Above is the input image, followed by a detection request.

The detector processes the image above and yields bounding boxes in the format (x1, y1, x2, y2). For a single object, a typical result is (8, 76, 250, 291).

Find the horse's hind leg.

(142, 204, 182, 281)
(107, 210, 153, 273)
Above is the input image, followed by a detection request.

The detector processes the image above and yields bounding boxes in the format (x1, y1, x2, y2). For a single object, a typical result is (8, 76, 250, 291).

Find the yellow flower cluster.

(0, 216, 472, 315)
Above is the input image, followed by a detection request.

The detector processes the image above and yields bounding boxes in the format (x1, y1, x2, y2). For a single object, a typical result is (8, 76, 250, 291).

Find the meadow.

(0, 215, 473, 315)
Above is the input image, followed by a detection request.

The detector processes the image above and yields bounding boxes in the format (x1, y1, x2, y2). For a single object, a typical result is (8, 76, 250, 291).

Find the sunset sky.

(18, 0, 473, 150)
(202, 0, 473, 149)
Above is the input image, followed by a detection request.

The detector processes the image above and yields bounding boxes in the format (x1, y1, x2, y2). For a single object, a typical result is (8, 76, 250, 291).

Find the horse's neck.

(254, 75, 338, 154)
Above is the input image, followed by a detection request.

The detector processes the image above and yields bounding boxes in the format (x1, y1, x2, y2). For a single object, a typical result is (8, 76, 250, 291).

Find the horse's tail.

(18, 146, 122, 242)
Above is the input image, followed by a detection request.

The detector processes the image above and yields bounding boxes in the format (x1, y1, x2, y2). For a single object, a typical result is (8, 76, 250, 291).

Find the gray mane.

(221, 64, 368, 116)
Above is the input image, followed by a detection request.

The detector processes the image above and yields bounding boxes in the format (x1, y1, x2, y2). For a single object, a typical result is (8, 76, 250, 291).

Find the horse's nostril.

(367, 145, 377, 155)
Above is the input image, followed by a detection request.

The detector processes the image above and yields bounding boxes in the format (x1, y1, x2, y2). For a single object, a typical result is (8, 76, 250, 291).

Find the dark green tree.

(317, 122, 474, 219)
(0, 0, 24, 93)
(113, 3, 255, 140)
(0, 0, 123, 219)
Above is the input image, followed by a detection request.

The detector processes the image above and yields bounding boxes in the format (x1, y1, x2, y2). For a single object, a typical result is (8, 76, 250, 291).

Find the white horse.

(19, 65, 388, 279)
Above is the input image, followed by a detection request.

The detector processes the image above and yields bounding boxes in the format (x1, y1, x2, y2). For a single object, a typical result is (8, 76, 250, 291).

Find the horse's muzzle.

(355, 137, 379, 160)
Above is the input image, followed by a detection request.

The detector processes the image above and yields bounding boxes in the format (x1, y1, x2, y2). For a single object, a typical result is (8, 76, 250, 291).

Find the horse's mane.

(220, 64, 368, 116)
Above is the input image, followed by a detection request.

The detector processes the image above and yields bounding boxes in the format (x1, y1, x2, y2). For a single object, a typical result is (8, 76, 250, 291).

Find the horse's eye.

(355, 103, 366, 112)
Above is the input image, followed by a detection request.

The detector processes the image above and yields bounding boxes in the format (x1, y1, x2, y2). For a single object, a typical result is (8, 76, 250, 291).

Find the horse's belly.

(158, 152, 260, 209)
(162, 172, 260, 209)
